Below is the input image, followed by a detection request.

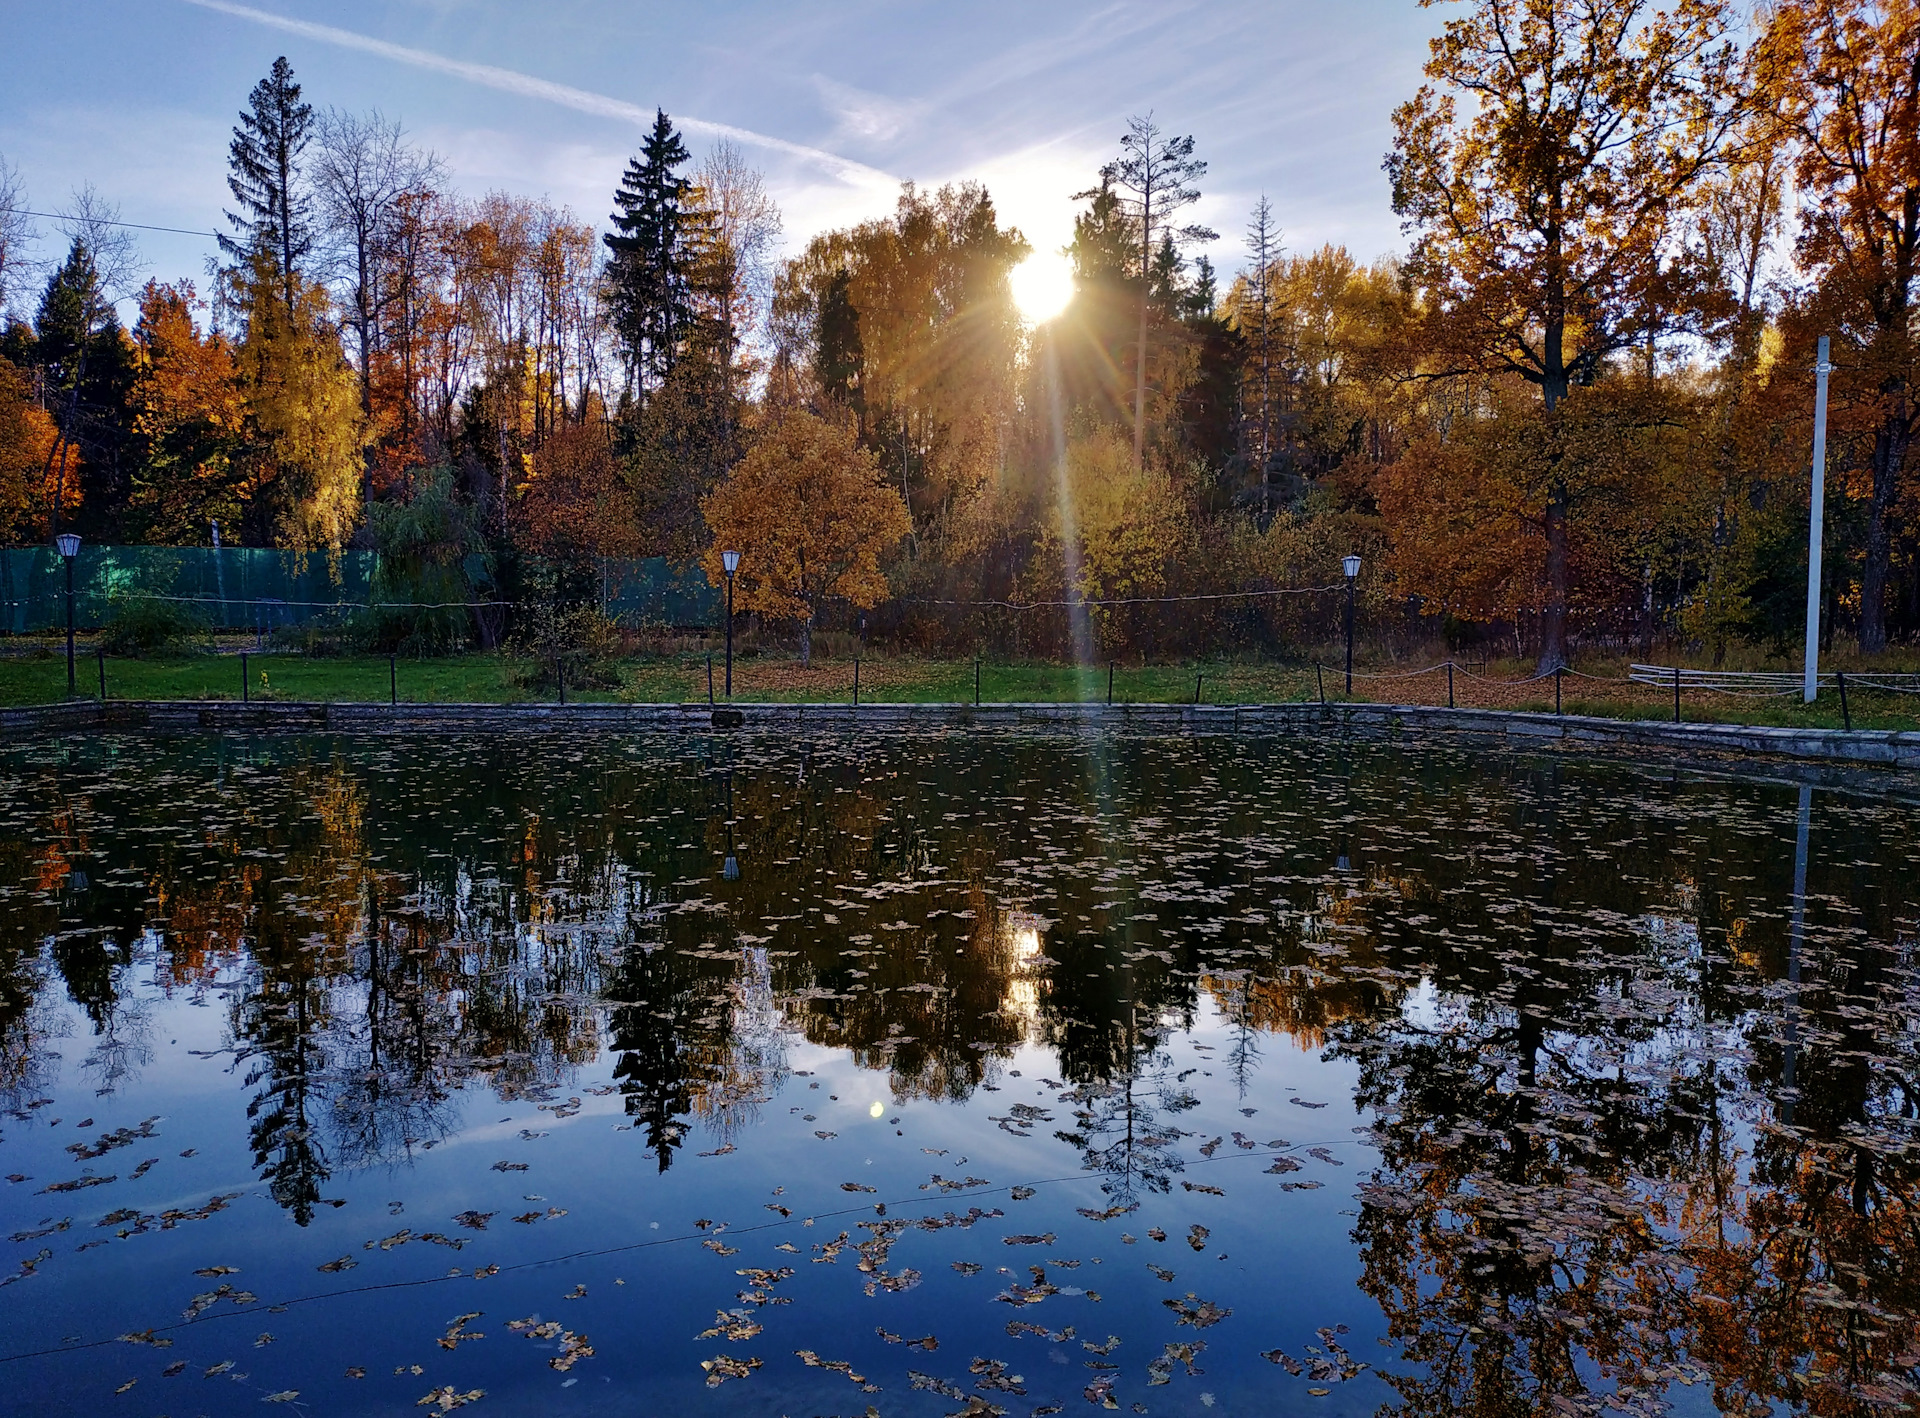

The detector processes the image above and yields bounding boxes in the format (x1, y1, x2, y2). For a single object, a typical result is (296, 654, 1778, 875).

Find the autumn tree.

(700, 410, 910, 665)
(310, 108, 442, 423)
(123, 280, 247, 544)
(231, 246, 365, 549)
(1386, 0, 1746, 668)
(0, 354, 60, 540)
(1759, 0, 1920, 652)
(1101, 114, 1216, 466)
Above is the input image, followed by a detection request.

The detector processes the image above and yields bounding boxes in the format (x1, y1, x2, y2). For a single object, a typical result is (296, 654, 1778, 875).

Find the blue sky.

(0, 0, 1439, 309)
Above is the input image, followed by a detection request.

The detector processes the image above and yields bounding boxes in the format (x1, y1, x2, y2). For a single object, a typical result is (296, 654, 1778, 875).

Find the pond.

(0, 731, 1916, 1417)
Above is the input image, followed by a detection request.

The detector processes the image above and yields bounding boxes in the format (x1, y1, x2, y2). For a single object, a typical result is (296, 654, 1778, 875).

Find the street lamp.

(721, 549, 741, 699)
(55, 533, 81, 700)
(1342, 553, 1361, 696)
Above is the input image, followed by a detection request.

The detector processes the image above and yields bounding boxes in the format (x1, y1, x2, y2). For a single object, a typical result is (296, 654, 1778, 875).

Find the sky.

(0, 0, 1441, 315)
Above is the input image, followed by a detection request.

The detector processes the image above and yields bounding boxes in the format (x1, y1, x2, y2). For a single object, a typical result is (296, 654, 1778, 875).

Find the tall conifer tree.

(605, 110, 694, 400)
(222, 56, 315, 324)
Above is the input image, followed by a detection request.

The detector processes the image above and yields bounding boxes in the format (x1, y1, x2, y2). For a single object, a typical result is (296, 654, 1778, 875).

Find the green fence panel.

(0, 546, 720, 633)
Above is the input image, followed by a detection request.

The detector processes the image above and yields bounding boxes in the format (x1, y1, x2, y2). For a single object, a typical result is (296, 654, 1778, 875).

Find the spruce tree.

(604, 110, 693, 399)
(222, 56, 314, 324)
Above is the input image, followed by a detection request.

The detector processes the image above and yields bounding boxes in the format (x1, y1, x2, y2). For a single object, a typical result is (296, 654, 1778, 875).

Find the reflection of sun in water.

(1006, 912, 1047, 1026)
(1010, 251, 1075, 325)
(869, 1100, 885, 1119)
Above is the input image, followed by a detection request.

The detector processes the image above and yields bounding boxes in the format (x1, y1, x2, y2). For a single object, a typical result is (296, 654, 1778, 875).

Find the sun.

(1010, 251, 1075, 325)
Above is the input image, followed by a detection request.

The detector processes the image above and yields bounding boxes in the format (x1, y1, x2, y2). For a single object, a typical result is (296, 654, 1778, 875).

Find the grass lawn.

(0, 643, 1915, 733)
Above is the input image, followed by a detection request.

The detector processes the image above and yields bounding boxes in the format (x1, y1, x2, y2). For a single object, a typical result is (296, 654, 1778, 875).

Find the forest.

(1, 0, 1917, 672)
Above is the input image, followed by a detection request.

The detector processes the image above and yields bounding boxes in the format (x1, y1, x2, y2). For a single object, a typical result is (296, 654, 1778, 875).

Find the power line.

(1, 206, 220, 240)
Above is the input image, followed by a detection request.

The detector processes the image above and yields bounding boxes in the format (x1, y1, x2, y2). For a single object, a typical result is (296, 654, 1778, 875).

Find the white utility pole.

(1803, 336, 1831, 704)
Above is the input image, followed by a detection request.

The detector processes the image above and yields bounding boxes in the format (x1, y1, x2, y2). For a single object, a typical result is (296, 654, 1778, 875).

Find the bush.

(512, 602, 626, 692)
(98, 597, 208, 657)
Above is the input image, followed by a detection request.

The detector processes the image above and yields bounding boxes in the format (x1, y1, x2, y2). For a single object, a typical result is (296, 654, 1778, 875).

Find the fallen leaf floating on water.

(162, 1362, 186, 1377)
(416, 1385, 484, 1415)
(969, 1356, 1026, 1394)
(1076, 1204, 1134, 1222)
(437, 1312, 484, 1350)
(563, 1284, 587, 1300)
(1147, 1265, 1176, 1283)
(700, 1355, 761, 1387)
(1009, 1187, 1036, 1201)
(1147, 1340, 1208, 1385)
(505, 1317, 594, 1371)
(1186, 1225, 1210, 1252)
(254, 1332, 274, 1347)
(183, 1283, 257, 1319)
(345, 1367, 365, 1379)
(37, 1173, 115, 1194)
(490, 1161, 528, 1173)
(841, 1182, 878, 1193)
(67, 1118, 160, 1161)
(261, 1390, 299, 1403)
(203, 1361, 233, 1377)
(115, 1329, 172, 1347)
(876, 1327, 940, 1350)
(1001, 1234, 1056, 1246)
(1006, 1321, 1075, 1343)
(318, 1256, 358, 1273)
(1163, 1293, 1231, 1328)
(951, 1262, 983, 1276)
(697, 1309, 763, 1342)
(452, 1211, 494, 1231)
(1181, 1183, 1225, 1197)
(909, 1369, 966, 1399)
(795, 1349, 869, 1386)
(1289, 1099, 1327, 1109)
(113, 1378, 135, 1395)
(193, 1265, 239, 1278)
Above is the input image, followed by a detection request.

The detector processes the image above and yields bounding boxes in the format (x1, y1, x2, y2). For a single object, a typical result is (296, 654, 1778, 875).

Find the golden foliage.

(700, 410, 910, 655)
(0, 354, 62, 540)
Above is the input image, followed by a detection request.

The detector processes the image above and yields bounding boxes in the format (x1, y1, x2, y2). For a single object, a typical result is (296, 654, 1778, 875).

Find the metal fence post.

(1555, 666, 1563, 716)
(1446, 662, 1454, 710)
(1837, 670, 1851, 730)
(1315, 663, 1325, 706)
(1673, 665, 1681, 724)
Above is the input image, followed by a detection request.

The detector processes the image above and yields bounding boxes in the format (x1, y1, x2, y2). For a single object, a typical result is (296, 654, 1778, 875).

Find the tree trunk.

(800, 610, 812, 669)
(1860, 409, 1907, 654)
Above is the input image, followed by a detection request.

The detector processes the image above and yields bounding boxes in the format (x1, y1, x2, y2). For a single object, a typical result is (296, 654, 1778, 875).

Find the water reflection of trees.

(6, 731, 1920, 1417)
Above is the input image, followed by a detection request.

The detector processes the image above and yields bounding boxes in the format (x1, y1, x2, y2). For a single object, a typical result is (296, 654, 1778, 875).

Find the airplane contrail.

(179, 0, 898, 192)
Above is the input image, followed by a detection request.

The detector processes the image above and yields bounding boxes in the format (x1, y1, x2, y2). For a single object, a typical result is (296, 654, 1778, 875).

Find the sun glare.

(1010, 251, 1075, 325)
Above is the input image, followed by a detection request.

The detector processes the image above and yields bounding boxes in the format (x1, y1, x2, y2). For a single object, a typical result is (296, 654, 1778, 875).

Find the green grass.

(0, 644, 1915, 733)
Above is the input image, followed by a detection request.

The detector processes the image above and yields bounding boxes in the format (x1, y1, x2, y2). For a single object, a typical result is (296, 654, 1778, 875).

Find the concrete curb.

(3, 697, 1917, 773)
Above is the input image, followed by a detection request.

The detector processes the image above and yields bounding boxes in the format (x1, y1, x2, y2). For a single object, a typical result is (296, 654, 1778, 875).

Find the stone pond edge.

(2, 697, 1916, 773)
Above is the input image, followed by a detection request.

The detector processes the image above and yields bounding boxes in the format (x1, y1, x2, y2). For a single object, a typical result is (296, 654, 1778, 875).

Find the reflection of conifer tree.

(607, 945, 697, 1173)
(235, 953, 330, 1225)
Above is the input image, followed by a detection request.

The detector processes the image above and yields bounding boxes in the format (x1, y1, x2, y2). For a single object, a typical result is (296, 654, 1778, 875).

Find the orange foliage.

(515, 421, 640, 563)
(0, 355, 63, 540)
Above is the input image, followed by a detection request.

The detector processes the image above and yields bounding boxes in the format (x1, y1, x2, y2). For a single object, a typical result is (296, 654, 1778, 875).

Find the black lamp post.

(56, 532, 81, 700)
(1342, 553, 1361, 696)
(721, 549, 740, 698)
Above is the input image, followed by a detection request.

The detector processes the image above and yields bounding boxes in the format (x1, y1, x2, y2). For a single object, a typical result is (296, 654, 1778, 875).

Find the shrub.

(98, 597, 208, 657)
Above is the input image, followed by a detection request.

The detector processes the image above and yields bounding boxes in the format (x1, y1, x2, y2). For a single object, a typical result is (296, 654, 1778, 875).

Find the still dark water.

(0, 731, 1915, 1418)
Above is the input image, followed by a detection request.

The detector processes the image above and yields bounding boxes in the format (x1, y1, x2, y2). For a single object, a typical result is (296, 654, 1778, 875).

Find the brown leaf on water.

(697, 1309, 763, 1342)
(260, 1390, 299, 1403)
(700, 1354, 761, 1386)
(452, 1211, 494, 1231)
(416, 1385, 484, 1415)
(193, 1265, 239, 1277)
(115, 1329, 173, 1347)
(1185, 1225, 1210, 1252)
(318, 1256, 358, 1273)
(490, 1161, 528, 1173)
(1001, 1233, 1056, 1246)
(113, 1378, 135, 1394)
(796, 1349, 868, 1384)
(345, 1367, 366, 1378)
(1163, 1293, 1231, 1328)
(161, 1362, 186, 1377)
(1181, 1183, 1225, 1197)
(564, 1284, 587, 1299)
